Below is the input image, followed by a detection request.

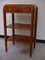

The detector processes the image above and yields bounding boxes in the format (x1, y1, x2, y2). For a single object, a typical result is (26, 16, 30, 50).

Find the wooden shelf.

(8, 34, 34, 44)
(7, 23, 34, 30)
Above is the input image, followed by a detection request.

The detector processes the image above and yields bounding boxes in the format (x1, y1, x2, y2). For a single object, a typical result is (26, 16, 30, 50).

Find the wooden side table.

(3, 4, 38, 57)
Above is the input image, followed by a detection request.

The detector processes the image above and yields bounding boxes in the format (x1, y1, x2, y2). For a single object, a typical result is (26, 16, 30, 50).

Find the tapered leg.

(34, 38, 36, 48)
(30, 39, 33, 57)
(12, 28, 15, 45)
(12, 13, 15, 45)
(5, 35, 7, 52)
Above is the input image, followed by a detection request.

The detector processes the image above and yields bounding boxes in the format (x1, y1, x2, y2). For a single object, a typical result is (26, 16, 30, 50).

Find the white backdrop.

(0, 0, 45, 40)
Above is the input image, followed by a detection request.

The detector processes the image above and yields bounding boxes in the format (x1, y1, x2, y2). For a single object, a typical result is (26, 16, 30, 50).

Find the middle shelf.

(7, 23, 34, 30)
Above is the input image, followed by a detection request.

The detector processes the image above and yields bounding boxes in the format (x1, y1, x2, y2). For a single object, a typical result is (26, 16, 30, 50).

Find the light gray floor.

(0, 38, 45, 60)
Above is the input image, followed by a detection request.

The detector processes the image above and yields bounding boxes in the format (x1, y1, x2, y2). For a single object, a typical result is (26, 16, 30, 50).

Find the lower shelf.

(8, 35, 34, 44)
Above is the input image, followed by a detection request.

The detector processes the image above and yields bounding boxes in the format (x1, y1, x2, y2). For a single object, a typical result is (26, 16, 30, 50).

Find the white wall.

(0, 0, 45, 40)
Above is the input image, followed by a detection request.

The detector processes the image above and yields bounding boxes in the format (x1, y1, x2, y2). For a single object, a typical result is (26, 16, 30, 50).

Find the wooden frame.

(3, 4, 38, 57)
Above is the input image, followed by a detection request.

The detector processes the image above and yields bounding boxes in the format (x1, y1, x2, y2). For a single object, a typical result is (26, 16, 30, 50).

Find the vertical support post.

(12, 13, 15, 45)
(30, 7, 34, 57)
(34, 6, 38, 48)
(3, 12, 7, 52)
